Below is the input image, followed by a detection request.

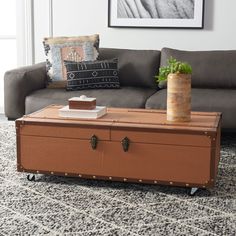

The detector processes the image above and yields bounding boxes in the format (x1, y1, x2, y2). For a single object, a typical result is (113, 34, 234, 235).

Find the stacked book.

(59, 95, 107, 119)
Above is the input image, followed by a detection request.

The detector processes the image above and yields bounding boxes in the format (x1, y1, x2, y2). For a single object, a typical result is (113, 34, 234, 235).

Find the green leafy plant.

(155, 57, 192, 83)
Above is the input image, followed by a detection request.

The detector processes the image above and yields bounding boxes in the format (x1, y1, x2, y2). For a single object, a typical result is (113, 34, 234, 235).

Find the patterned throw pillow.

(64, 59, 120, 91)
(43, 34, 99, 88)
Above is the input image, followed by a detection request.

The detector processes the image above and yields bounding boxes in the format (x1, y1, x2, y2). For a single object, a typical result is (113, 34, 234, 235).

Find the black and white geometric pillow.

(64, 58, 120, 91)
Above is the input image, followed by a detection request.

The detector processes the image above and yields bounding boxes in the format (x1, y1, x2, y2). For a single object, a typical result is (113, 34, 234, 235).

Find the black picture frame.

(108, 0, 205, 29)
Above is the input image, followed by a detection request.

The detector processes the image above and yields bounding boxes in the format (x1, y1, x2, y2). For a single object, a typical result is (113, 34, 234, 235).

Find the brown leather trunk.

(16, 105, 221, 189)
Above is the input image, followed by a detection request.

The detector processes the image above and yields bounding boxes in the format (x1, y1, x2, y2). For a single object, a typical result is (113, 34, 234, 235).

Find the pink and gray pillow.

(43, 34, 99, 88)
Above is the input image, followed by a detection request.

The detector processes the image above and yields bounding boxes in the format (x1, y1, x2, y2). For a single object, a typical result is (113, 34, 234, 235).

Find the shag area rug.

(0, 122, 235, 236)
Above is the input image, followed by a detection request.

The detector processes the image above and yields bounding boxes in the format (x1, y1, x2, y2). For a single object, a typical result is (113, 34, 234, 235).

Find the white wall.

(0, 0, 17, 114)
(34, 0, 236, 63)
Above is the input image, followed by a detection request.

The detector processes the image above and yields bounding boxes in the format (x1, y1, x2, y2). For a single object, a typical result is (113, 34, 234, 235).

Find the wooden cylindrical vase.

(167, 73, 191, 122)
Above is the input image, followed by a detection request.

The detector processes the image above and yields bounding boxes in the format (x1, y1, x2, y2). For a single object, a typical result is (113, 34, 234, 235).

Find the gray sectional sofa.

(4, 47, 236, 130)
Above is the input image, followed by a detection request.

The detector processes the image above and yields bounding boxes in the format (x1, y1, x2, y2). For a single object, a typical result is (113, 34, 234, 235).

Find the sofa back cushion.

(161, 48, 236, 88)
(98, 48, 160, 89)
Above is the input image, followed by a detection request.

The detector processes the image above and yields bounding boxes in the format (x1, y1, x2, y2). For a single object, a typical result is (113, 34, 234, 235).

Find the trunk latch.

(90, 135, 98, 150)
(121, 137, 130, 152)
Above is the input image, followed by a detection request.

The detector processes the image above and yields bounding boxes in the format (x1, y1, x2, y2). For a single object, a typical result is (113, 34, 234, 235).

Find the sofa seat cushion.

(145, 88, 236, 129)
(25, 87, 156, 115)
(161, 48, 236, 89)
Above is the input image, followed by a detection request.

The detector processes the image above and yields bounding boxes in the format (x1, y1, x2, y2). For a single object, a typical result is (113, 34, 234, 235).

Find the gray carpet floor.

(0, 121, 235, 236)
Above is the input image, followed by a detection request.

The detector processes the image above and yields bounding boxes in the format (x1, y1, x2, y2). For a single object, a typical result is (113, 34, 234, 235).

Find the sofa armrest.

(4, 62, 47, 119)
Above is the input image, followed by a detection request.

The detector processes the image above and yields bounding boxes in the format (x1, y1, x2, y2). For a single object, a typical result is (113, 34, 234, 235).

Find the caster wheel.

(187, 187, 199, 196)
(27, 174, 36, 181)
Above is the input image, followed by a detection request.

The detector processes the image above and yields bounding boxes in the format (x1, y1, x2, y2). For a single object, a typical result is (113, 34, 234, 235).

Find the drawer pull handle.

(90, 135, 98, 150)
(121, 137, 130, 152)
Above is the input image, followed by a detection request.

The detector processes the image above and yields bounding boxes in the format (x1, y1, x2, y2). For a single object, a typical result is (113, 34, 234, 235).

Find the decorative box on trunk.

(68, 96, 96, 110)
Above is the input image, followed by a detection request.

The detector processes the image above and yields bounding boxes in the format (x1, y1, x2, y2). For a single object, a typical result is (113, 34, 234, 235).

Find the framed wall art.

(108, 0, 204, 29)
